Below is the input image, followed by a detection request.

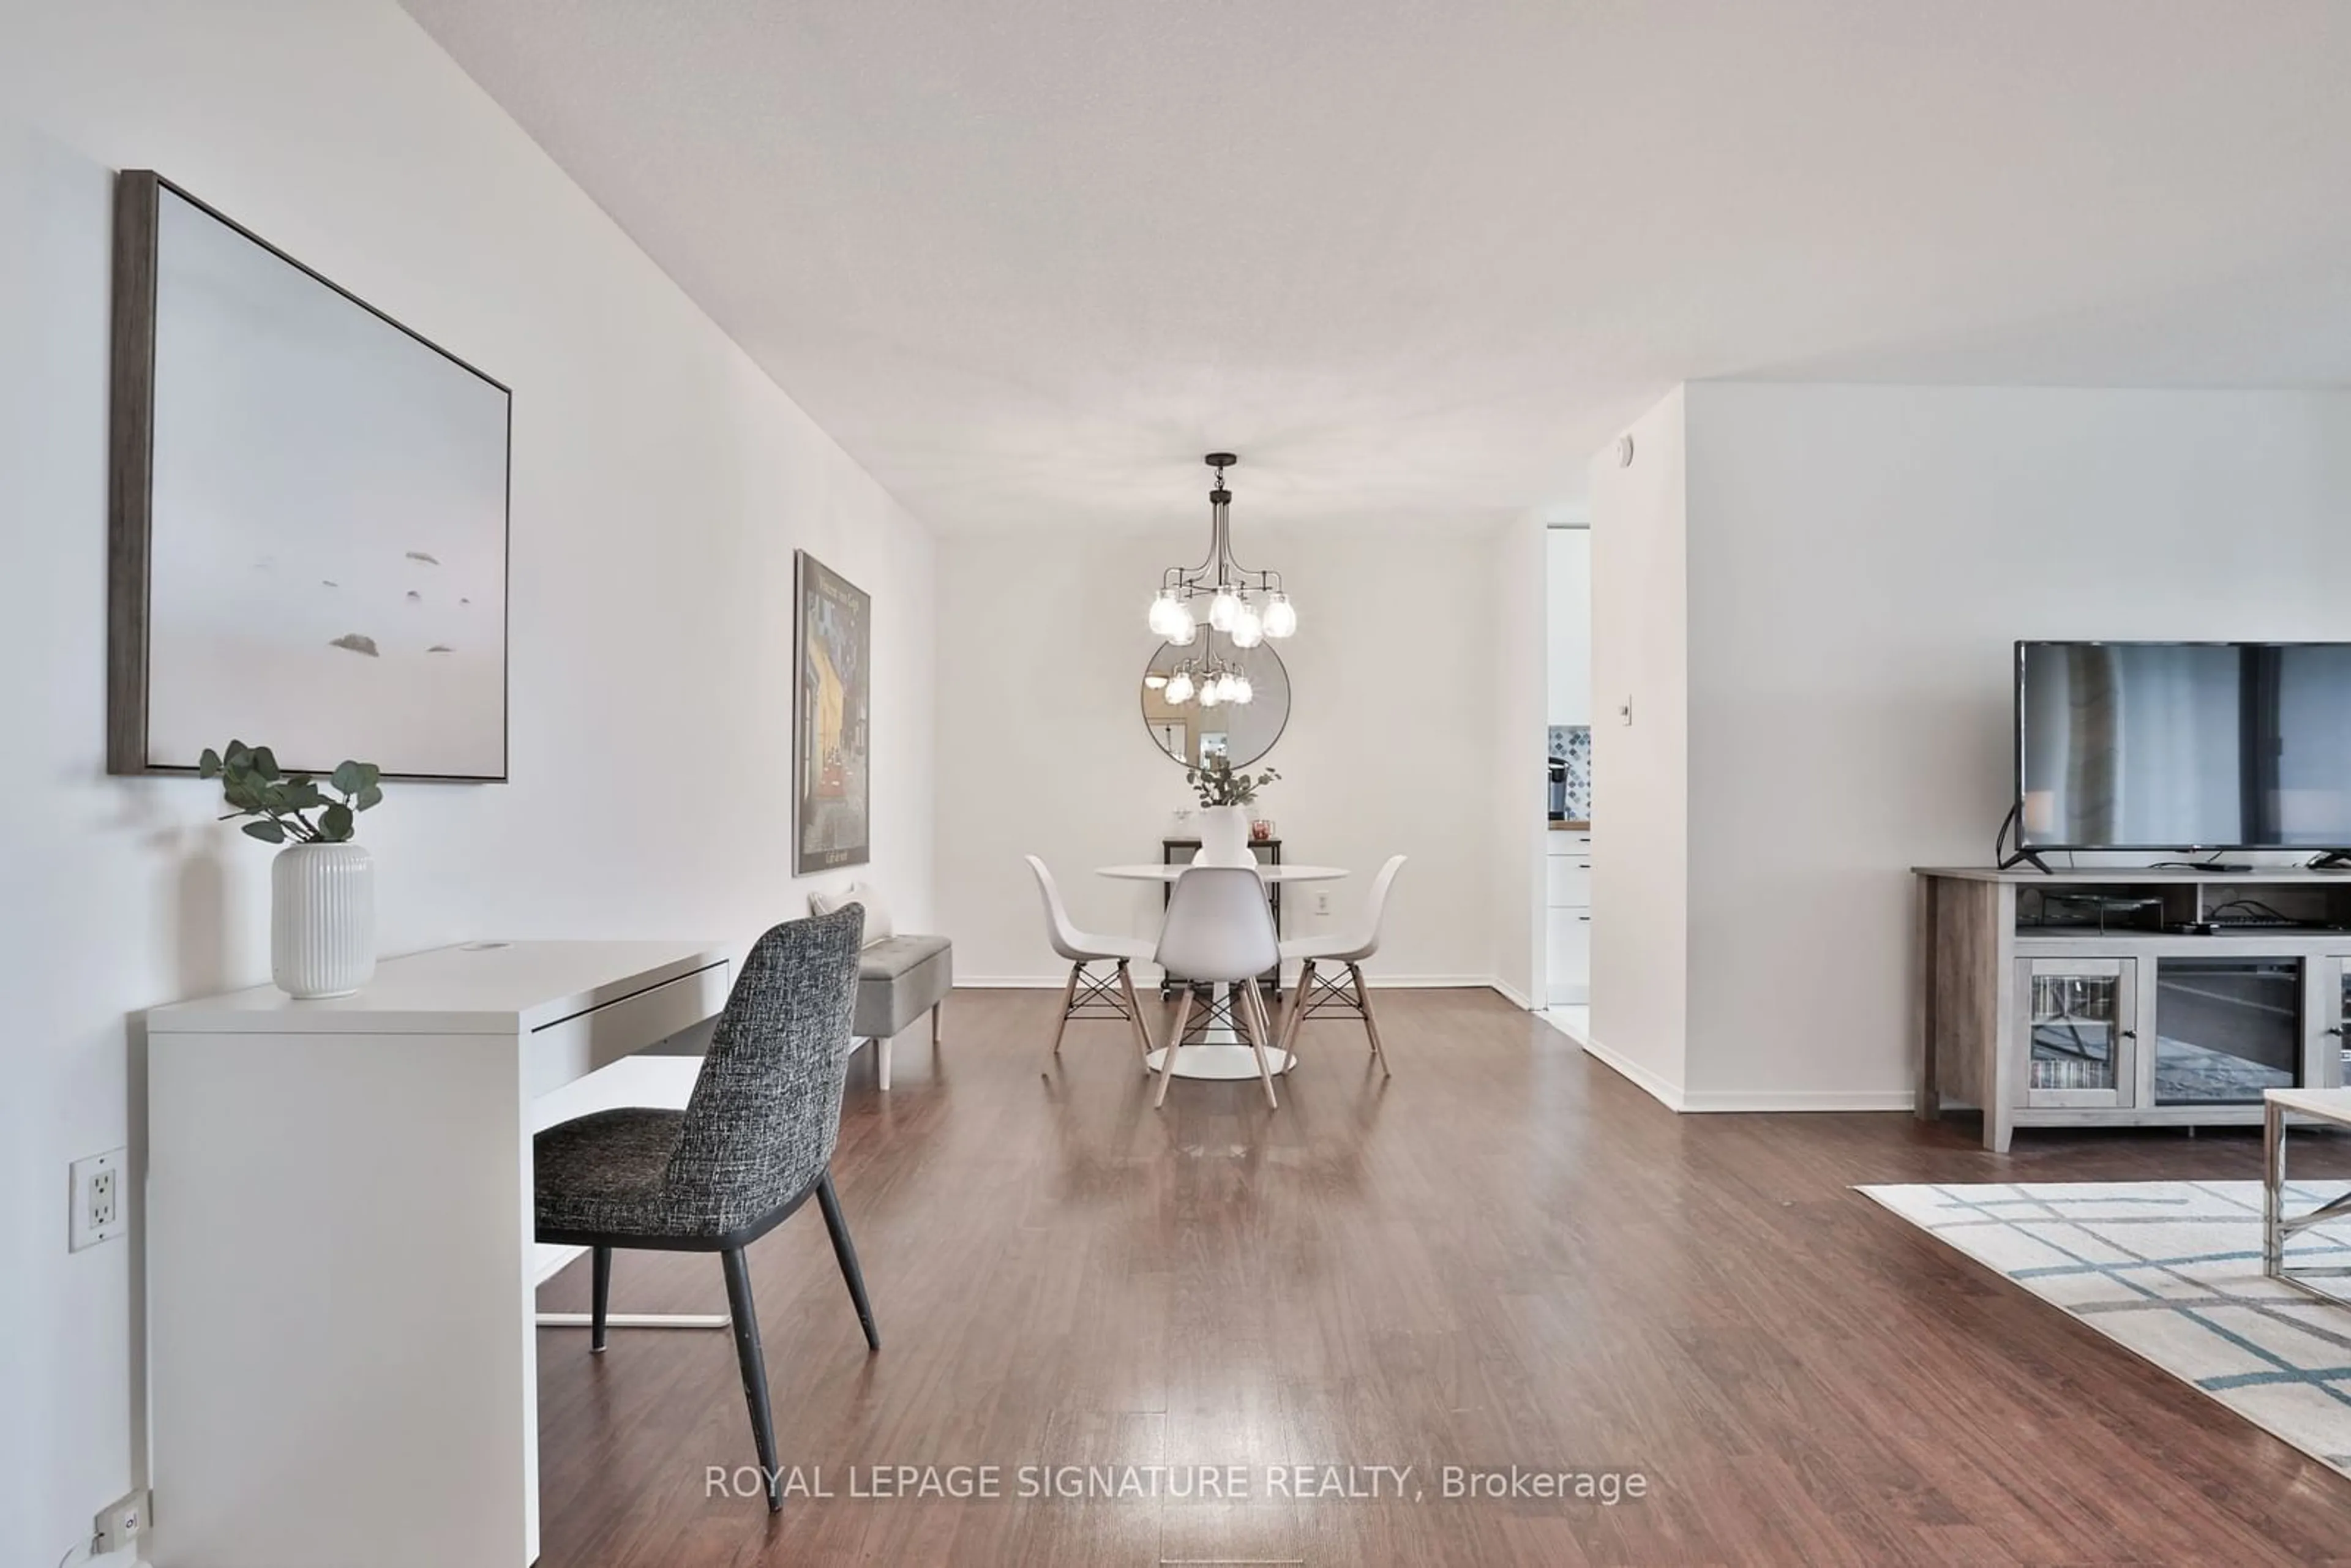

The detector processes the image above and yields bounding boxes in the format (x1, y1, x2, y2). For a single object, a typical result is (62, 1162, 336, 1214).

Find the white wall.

(1488, 514, 1548, 1005)
(1545, 527, 1593, 727)
(1585, 389, 1691, 1105)
(935, 523, 1516, 987)
(1589, 381, 2351, 1112)
(0, 6, 936, 1561)
(1681, 383, 2351, 1108)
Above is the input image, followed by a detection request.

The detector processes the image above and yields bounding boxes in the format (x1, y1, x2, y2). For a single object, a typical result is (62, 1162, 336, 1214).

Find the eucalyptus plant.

(1185, 755, 1279, 808)
(198, 740, 384, 845)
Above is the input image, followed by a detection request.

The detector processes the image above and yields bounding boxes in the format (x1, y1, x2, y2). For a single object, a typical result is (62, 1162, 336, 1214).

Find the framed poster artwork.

(107, 171, 511, 780)
(794, 551, 872, 873)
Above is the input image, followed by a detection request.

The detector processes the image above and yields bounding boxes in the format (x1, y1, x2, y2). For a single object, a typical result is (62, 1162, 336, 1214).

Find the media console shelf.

(1914, 867, 2351, 1151)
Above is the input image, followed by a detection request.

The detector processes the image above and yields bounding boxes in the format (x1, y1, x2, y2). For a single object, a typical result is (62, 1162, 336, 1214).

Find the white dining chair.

(1277, 854, 1405, 1076)
(1024, 855, 1156, 1065)
(1152, 866, 1284, 1110)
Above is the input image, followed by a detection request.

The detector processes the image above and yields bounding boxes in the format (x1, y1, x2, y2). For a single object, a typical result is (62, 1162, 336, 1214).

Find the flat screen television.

(2015, 641, 2351, 853)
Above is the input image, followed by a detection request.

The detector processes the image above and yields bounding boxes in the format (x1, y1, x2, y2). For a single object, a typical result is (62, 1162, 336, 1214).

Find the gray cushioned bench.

(806, 884, 952, 1090)
(853, 934, 951, 1090)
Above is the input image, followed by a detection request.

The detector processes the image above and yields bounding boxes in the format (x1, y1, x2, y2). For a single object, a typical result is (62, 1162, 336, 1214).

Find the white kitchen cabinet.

(1545, 829, 1592, 1004)
(1545, 855, 1591, 908)
(1547, 909, 1592, 1003)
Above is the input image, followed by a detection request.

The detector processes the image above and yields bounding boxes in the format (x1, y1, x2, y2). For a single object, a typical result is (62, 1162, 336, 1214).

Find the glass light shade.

(1168, 611, 1197, 647)
(1209, 585, 1240, 631)
(1262, 593, 1297, 638)
(1198, 677, 1223, 707)
(1230, 601, 1264, 648)
(1143, 673, 1168, 689)
(1231, 674, 1253, 703)
(1148, 591, 1185, 637)
(1164, 670, 1194, 703)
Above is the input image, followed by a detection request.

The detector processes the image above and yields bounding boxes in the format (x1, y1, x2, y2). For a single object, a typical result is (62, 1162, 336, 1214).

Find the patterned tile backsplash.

(1548, 725, 1591, 820)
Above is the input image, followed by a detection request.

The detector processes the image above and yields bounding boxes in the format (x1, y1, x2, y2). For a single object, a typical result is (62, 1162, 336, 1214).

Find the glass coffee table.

(2262, 1087, 2351, 1304)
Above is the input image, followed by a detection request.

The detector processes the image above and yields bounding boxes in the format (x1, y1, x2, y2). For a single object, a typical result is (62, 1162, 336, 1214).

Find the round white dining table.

(1093, 862, 1351, 883)
(1093, 861, 1351, 1080)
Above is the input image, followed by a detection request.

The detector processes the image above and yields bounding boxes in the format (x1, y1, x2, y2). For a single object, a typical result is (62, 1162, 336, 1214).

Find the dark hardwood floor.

(534, 987, 2351, 1566)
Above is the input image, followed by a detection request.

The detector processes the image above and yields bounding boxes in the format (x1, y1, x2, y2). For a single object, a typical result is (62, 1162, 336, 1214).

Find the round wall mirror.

(1139, 634, 1291, 767)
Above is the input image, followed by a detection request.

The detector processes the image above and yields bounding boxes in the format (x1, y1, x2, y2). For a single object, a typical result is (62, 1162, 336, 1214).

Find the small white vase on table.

(1183, 756, 1279, 868)
(271, 841, 377, 998)
(1194, 805, 1253, 866)
(200, 742, 388, 1000)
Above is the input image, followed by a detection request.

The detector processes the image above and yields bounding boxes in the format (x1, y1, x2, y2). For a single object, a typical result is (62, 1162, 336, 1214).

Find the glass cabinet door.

(2019, 958, 2135, 1108)
(2316, 956, 2351, 1090)
(2150, 957, 2301, 1105)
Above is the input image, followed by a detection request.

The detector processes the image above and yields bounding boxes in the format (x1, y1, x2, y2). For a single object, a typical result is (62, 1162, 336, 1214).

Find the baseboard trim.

(1532, 1008, 1587, 1044)
(1369, 974, 1503, 990)
(1574, 1032, 1685, 1112)
(1678, 1089, 1918, 1114)
(1488, 977, 1534, 1010)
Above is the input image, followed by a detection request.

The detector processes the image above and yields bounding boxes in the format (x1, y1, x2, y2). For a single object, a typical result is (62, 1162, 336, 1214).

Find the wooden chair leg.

(877, 1033, 893, 1091)
(1350, 962, 1391, 1078)
(719, 1248, 782, 1512)
(1154, 986, 1194, 1106)
(1116, 960, 1155, 1065)
(931, 1001, 942, 1050)
(1278, 959, 1313, 1056)
(1239, 982, 1280, 1111)
(816, 1172, 880, 1352)
(590, 1245, 612, 1354)
(1048, 963, 1081, 1059)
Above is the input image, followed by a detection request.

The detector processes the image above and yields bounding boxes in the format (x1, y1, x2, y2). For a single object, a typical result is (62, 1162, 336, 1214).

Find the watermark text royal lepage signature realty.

(705, 1462, 1650, 1506)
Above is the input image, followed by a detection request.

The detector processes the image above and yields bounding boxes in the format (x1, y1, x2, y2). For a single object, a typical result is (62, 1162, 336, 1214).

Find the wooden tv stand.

(1914, 867, 2351, 1152)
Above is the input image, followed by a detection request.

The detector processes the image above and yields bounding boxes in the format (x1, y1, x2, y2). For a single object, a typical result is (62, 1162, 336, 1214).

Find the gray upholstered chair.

(534, 906, 878, 1512)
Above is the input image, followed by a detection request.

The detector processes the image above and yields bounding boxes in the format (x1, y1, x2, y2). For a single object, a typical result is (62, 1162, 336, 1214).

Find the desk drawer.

(527, 961, 730, 1098)
(1545, 857, 1592, 907)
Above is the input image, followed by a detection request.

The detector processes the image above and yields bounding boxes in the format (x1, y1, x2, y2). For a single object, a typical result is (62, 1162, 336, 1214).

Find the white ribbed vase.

(271, 842, 377, 999)
(1192, 806, 1254, 867)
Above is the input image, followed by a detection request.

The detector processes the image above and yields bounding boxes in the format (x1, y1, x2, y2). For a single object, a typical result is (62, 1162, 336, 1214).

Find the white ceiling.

(400, 0, 2351, 535)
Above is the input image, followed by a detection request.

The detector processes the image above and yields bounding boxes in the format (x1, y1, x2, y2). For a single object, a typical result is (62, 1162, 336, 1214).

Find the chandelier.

(1146, 651, 1254, 708)
(1145, 453, 1298, 652)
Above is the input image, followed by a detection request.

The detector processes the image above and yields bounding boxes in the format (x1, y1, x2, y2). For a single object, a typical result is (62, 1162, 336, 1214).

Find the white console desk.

(147, 940, 731, 1568)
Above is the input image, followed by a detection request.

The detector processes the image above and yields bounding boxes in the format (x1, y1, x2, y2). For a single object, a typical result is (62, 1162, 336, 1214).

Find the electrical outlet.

(1314, 891, 1332, 915)
(94, 1487, 149, 1551)
(70, 1149, 127, 1251)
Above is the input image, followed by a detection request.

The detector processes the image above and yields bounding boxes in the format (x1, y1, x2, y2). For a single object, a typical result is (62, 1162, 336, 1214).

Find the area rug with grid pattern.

(1860, 1180, 2351, 1474)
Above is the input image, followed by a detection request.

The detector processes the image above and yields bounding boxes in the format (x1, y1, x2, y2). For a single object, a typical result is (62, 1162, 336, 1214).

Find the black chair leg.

(590, 1245, 612, 1354)
(816, 1172, 880, 1352)
(719, 1248, 782, 1512)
